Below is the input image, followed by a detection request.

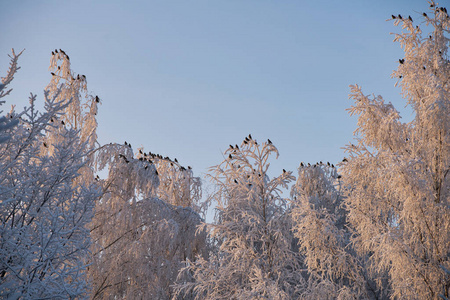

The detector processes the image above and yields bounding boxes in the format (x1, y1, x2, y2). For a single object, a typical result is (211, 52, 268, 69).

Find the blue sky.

(1, 0, 426, 182)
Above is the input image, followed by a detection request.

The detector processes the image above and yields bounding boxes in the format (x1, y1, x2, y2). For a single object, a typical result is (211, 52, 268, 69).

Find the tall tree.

(342, 3, 450, 298)
(0, 50, 99, 299)
(174, 136, 303, 299)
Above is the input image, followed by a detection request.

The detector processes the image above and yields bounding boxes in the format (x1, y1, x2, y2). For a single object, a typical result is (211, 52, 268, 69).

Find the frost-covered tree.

(174, 136, 304, 300)
(0, 50, 99, 298)
(342, 3, 450, 298)
(89, 144, 207, 299)
(290, 163, 385, 299)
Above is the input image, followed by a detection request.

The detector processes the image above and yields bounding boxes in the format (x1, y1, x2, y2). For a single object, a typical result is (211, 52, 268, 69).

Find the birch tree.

(89, 143, 207, 299)
(0, 50, 99, 299)
(174, 136, 304, 300)
(342, 3, 450, 298)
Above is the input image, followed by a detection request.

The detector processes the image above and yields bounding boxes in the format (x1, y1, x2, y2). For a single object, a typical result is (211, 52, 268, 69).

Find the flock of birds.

(118, 141, 191, 175)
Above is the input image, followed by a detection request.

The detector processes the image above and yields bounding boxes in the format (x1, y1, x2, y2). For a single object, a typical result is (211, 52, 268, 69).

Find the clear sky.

(1, 0, 426, 182)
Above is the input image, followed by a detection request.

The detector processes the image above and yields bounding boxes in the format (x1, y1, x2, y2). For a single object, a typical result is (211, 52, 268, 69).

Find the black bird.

(268, 139, 272, 144)
(399, 59, 405, 64)
(229, 154, 232, 159)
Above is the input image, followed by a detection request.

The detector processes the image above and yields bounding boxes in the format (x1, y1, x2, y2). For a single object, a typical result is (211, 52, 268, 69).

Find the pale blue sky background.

(1, 0, 426, 183)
